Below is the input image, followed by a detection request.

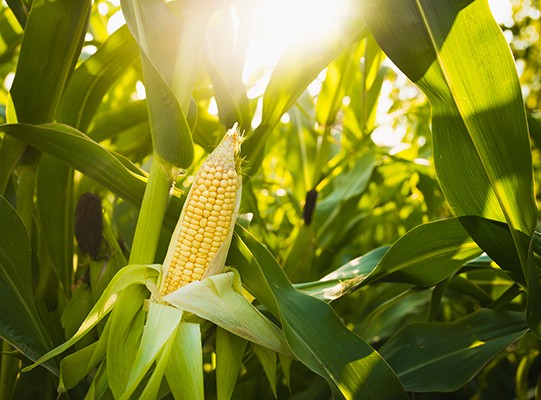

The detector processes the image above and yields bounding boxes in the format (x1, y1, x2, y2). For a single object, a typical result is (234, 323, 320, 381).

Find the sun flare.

(244, 0, 352, 75)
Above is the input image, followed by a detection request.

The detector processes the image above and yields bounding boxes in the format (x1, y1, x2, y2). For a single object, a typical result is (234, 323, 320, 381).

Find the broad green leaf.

(10, 0, 90, 123)
(359, 1, 536, 279)
(164, 271, 290, 355)
(60, 281, 93, 342)
(0, 196, 53, 368)
(35, 154, 74, 295)
(380, 309, 528, 392)
(1, 122, 146, 202)
(216, 327, 248, 400)
(242, 16, 369, 173)
(57, 24, 139, 131)
(295, 246, 388, 302)
(0, 122, 185, 229)
(459, 216, 541, 335)
(363, 218, 483, 287)
(120, 0, 212, 167)
(229, 226, 408, 400)
(140, 54, 194, 167)
(165, 322, 204, 400)
(252, 344, 277, 397)
(122, 302, 182, 400)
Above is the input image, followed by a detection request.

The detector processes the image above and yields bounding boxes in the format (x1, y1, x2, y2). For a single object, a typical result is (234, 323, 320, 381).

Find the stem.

(0, 343, 18, 400)
(489, 283, 522, 310)
(0, 137, 26, 195)
(426, 277, 451, 321)
(13, 148, 40, 231)
(129, 154, 174, 264)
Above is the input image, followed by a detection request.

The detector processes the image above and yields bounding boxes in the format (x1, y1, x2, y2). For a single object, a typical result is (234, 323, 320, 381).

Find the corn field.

(0, 0, 540, 399)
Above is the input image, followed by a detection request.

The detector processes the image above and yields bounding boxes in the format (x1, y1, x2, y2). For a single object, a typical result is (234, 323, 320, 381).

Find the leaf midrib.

(413, 0, 528, 269)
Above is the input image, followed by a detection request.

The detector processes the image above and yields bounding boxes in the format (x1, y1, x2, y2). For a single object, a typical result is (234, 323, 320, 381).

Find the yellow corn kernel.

(160, 126, 242, 296)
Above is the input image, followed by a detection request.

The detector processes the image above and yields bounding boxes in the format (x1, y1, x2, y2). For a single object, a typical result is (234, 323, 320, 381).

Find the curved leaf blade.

(380, 309, 528, 392)
(10, 0, 91, 124)
(360, 1, 536, 276)
(364, 218, 483, 287)
(228, 226, 408, 400)
(0, 196, 53, 369)
(57, 24, 139, 130)
(0, 122, 184, 229)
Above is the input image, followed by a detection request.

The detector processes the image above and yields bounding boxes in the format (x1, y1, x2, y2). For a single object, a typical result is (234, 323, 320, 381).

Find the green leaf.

(216, 327, 248, 400)
(140, 54, 194, 168)
(88, 100, 148, 143)
(0, 8, 23, 62)
(24, 264, 157, 372)
(295, 246, 388, 302)
(58, 318, 110, 391)
(107, 285, 147, 398)
(363, 218, 483, 287)
(0, 122, 185, 230)
(229, 226, 408, 400)
(35, 154, 74, 295)
(10, 0, 91, 123)
(164, 271, 290, 355)
(122, 302, 183, 400)
(359, 1, 537, 278)
(58, 341, 97, 391)
(5, 0, 28, 28)
(120, 0, 213, 167)
(0, 196, 53, 368)
(380, 309, 528, 392)
(252, 344, 277, 397)
(165, 322, 204, 400)
(57, 24, 139, 130)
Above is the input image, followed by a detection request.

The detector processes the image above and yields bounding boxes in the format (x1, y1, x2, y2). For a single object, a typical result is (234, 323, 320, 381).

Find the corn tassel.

(160, 126, 242, 296)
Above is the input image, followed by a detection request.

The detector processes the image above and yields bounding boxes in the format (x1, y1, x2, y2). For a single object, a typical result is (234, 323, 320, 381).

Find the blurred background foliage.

(0, 0, 540, 398)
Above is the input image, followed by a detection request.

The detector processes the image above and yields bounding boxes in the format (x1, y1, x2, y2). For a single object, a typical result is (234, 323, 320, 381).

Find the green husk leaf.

(163, 271, 290, 355)
(107, 286, 147, 398)
(216, 327, 248, 400)
(58, 342, 98, 391)
(165, 322, 204, 400)
(121, 302, 183, 400)
(23, 264, 157, 372)
(253, 344, 278, 398)
(138, 330, 176, 400)
(58, 316, 111, 391)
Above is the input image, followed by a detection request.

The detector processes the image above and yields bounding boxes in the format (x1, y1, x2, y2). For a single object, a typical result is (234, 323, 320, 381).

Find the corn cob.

(160, 126, 242, 296)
